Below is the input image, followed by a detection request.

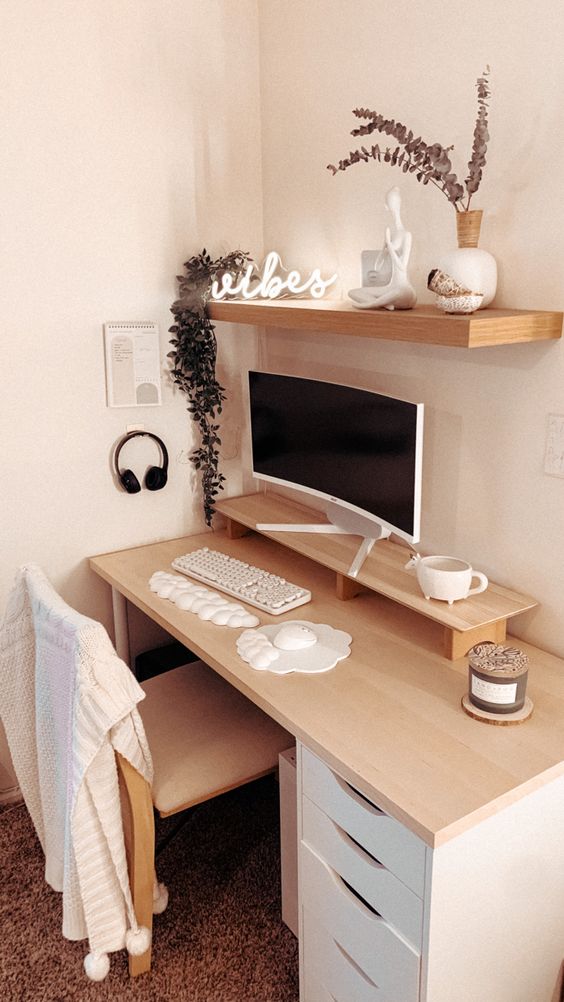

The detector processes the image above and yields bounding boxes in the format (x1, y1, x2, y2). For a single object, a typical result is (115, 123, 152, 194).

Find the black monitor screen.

(248, 371, 422, 538)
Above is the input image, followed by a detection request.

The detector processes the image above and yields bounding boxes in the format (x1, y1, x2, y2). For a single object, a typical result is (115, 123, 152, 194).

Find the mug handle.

(467, 572, 488, 597)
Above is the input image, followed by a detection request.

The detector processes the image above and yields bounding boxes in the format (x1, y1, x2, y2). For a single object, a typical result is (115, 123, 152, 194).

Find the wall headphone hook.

(113, 430, 169, 494)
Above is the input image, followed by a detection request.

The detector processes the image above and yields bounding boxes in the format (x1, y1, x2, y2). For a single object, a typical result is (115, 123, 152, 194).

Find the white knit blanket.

(0, 565, 153, 956)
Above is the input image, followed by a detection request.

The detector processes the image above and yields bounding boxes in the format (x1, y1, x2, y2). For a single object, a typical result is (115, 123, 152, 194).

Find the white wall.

(0, 0, 263, 792)
(257, 0, 564, 657)
(1, 0, 263, 622)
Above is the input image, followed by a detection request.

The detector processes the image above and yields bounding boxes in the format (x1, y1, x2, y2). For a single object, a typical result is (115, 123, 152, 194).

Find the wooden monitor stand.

(216, 492, 537, 661)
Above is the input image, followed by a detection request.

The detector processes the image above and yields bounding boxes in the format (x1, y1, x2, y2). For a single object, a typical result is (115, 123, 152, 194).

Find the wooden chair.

(117, 659, 292, 975)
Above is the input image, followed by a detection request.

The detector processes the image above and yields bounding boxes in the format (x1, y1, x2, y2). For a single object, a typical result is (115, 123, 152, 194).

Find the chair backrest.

(0, 565, 154, 979)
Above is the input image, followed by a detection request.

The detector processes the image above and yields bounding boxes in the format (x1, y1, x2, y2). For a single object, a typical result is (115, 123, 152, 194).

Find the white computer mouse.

(273, 622, 318, 652)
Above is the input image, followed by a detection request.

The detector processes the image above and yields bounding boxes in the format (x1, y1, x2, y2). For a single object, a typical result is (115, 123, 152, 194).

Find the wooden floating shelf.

(215, 493, 538, 661)
(207, 299, 563, 349)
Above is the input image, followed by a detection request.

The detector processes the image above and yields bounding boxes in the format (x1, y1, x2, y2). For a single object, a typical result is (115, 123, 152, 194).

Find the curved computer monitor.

(248, 371, 424, 546)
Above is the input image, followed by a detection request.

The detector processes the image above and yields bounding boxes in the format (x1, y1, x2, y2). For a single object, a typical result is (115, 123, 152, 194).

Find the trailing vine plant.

(168, 249, 252, 525)
(327, 68, 491, 213)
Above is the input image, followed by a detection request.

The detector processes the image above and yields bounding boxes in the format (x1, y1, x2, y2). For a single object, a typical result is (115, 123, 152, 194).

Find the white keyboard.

(171, 547, 312, 616)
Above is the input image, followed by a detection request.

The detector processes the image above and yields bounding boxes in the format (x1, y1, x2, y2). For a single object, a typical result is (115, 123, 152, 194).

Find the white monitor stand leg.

(348, 537, 377, 578)
(256, 519, 388, 578)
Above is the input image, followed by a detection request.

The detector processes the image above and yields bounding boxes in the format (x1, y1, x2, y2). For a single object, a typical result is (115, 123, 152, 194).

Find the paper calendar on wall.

(104, 322, 162, 407)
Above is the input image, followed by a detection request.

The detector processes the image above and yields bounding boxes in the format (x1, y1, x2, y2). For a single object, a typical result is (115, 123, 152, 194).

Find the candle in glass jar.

(468, 642, 529, 715)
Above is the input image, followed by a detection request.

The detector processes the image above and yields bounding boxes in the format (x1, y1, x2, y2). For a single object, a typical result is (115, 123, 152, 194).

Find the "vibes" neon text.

(211, 252, 337, 301)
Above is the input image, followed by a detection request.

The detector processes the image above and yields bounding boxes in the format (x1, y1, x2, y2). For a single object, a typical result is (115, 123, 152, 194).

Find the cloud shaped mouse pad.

(236, 620, 352, 674)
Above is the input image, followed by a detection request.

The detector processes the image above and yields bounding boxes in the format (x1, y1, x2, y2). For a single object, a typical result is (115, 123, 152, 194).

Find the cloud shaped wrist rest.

(237, 621, 352, 674)
(149, 572, 260, 628)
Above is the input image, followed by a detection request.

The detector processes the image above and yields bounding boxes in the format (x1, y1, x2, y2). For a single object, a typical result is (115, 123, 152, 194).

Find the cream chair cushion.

(139, 661, 292, 816)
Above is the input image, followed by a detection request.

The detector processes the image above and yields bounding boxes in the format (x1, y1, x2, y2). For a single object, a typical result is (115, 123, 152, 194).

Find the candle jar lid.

(468, 641, 529, 679)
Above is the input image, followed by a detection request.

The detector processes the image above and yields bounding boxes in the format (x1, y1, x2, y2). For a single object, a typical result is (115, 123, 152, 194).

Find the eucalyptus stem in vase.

(327, 67, 491, 218)
(327, 68, 496, 307)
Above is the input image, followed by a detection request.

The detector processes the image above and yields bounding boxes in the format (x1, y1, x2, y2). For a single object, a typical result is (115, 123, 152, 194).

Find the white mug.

(406, 555, 488, 605)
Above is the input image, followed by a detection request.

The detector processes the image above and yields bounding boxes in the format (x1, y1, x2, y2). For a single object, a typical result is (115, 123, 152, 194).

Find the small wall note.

(104, 322, 162, 407)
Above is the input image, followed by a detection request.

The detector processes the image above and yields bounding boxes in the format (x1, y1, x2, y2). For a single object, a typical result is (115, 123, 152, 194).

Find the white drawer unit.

(298, 744, 564, 1001)
(302, 796, 423, 949)
(301, 843, 420, 1001)
(301, 746, 426, 897)
(279, 746, 299, 937)
(303, 907, 389, 1002)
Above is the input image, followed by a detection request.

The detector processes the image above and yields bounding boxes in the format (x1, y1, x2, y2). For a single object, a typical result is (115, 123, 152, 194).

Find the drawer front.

(302, 796, 423, 949)
(301, 842, 420, 1000)
(301, 746, 426, 897)
(303, 907, 387, 1002)
(303, 971, 335, 1002)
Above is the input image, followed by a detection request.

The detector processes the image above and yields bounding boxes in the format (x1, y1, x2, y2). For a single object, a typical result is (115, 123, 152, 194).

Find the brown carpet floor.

(0, 778, 299, 1002)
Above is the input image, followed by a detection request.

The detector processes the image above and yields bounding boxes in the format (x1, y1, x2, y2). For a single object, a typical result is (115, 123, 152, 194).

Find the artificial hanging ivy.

(168, 249, 252, 525)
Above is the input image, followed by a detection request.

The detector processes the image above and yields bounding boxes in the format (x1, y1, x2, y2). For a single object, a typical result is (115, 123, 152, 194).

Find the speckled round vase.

(435, 210, 497, 308)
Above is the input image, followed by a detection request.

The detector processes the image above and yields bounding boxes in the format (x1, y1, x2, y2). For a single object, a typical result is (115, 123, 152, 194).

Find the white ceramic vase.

(435, 210, 497, 308)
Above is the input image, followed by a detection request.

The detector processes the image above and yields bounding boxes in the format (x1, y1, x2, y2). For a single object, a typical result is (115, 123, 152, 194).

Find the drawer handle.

(334, 939, 379, 989)
(325, 857, 382, 923)
(333, 771, 384, 819)
(331, 816, 384, 870)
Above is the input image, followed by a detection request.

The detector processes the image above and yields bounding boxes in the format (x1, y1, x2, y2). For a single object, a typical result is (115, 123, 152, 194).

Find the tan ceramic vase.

(456, 209, 483, 249)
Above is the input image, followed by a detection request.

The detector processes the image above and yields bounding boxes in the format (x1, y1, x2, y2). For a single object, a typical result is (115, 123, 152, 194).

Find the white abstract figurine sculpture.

(349, 187, 416, 311)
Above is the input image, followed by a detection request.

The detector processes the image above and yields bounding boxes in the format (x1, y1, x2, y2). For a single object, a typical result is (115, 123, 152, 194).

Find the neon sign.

(210, 251, 337, 301)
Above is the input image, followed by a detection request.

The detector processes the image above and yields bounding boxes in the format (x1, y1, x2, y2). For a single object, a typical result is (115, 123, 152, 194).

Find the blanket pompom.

(84, 951, 110, 981)
(125, 925, 152, 956)
(153, 881, 169, 914)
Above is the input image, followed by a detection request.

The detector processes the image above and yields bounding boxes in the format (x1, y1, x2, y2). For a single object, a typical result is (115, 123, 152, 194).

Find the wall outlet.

(544, 414, 564, 478)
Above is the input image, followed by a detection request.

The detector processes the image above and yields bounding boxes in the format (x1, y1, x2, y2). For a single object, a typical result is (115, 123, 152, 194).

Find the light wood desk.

(90, 524, 564, 1002)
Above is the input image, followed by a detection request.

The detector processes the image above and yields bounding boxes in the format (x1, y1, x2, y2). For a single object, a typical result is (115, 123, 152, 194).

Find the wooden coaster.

(461, 694, 534, 725)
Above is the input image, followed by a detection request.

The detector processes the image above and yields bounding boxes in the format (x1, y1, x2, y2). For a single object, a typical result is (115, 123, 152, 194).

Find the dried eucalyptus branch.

(327, 69, 491, 213)
(168, 249, 253, 525)
(464, 66, 490, 210)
